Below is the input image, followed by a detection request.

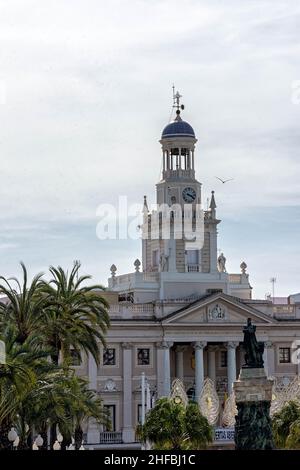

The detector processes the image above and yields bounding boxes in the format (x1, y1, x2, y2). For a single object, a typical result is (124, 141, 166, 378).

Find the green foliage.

(286, 419, 300, 449)
(272, 401, 300, 449)
(0, 261, 110, 449)
(136, 397, 213, 450)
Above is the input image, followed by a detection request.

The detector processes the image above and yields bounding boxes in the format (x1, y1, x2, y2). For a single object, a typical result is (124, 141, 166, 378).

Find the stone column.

(209, 228, 218, 273)
(122, 342, 135, 443)
(156, 341, 173, 397)
(263, 341, 274, 377)
(227, 342, 238, 393)
(87, 353, 99, 443)
(207, 345, 217, 383)
(175, 346, 186, 381)
(194, 341, 207, 401)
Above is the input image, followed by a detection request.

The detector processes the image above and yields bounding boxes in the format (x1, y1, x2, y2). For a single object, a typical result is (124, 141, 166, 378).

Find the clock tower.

(156, 91, 201, 208)
(142, 90, 220, 276)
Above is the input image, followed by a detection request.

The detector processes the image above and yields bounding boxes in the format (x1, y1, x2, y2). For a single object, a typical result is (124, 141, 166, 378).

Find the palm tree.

(0, 263, 46, 345)
(0, 327, 47, 449)
(42, 261, 110, 366)
(137, 397, 213, 450)
(54, 375, 109, 449)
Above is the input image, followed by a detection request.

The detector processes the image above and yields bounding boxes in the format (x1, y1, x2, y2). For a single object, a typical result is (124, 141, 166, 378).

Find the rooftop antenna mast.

(270, 277, 276, 303)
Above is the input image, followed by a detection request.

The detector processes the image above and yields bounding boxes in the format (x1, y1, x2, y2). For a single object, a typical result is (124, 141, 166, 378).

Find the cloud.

(0, 0, 299, 298)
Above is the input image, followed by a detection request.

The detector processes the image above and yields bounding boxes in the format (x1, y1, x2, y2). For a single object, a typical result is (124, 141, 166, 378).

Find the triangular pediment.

(162, 293, 276, 325)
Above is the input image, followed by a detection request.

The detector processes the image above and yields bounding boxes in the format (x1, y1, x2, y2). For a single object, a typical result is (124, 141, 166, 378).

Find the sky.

(0, 0, 300, 298)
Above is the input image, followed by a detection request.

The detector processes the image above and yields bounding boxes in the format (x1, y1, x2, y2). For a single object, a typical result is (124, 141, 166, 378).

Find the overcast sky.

(0, 0, 300, 298)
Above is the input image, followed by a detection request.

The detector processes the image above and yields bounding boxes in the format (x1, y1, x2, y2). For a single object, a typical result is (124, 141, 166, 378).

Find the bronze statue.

(242, 318, 264, 368)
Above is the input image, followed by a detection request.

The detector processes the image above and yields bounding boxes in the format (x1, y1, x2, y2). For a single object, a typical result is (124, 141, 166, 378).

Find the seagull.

(215, 176, 234, 184)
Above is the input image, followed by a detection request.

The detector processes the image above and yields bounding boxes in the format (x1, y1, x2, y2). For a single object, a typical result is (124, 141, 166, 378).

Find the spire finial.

(209, 190, 217, 210)
(143, 195, 149, 212)
(172, 85, 185, 119)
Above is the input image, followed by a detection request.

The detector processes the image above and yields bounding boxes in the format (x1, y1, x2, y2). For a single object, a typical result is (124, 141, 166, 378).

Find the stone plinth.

(233, 368, 274, 450)
(234, 368, 273, 403)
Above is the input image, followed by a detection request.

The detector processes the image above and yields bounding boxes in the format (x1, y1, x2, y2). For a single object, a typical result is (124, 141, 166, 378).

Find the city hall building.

(77, 95, 300, 447)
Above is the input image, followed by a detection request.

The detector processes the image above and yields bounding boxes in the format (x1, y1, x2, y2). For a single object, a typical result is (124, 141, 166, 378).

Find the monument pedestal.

(233, 368, 274, 450)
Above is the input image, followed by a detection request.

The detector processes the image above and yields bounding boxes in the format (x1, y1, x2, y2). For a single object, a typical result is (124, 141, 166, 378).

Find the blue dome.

(162, 120, 195, 139)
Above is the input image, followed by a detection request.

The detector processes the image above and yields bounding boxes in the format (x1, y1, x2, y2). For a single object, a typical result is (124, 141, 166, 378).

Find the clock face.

(182, 187, 196, 203)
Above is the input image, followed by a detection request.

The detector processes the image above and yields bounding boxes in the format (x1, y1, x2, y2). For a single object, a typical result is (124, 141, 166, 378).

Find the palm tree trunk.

(40, 428, 48, 450)
(61, 435, 71, 450)
(75, 426, 83, 450)
(0, 417, 12, 450)
(27, 431, 33, 449)
(50, 424, 57, 449)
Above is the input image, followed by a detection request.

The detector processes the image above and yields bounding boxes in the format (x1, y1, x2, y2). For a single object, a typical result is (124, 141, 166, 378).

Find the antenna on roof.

(270, 277, 276, 303)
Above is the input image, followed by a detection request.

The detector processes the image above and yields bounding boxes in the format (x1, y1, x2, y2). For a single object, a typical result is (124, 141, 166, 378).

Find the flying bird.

(215, 176, 234, 184)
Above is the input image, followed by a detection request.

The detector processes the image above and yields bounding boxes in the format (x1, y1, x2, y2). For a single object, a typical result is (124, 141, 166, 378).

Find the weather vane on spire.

(172, 85, 185, 112)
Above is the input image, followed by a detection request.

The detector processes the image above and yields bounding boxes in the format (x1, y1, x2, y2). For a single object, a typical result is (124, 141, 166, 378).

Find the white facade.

(81, 100, 300, 447)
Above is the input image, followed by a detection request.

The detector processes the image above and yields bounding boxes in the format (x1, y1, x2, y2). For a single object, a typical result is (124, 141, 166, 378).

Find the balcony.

(109, 304, 154, 315)
(99, 431, 123, 444)
(108, 271, 159, 290)
(187, 264, 200, 272)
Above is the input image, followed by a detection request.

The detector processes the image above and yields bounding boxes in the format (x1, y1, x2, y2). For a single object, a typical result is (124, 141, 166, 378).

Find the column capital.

(207, 345, 219, 353)
(122, 342, 134, 350)
(156, 341, 174, 349)
(227, 341, 239, 350)
(193, 341, 207, 350)
(264, 341, 273, 349)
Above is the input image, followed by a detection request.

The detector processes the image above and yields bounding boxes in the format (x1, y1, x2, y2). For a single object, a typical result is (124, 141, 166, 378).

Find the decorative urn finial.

(240, 261, 247, 274)
(134, 259, 141, 272)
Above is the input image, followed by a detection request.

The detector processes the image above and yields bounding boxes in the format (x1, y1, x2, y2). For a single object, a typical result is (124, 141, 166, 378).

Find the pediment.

(162, 294, 275, 325)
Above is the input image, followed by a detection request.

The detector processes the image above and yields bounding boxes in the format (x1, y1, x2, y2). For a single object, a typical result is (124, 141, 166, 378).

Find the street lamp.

(79, 441, 85, 451)
(13, 436, 20, 450)
(53, 440, 61, 450)
(35, 434, 44, 448)
(8, 428, 18, 450)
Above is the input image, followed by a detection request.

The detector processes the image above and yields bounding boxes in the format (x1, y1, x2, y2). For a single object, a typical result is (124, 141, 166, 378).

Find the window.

(186, 249, 199, 265)
(137, 348, 150, 365)
(206, 289, 223, 295)
(220, 351, 227, 368)
(70, 349, 82, 366)
(279, 347, 291, 364)
(152, 250, 159, 267)
(103, 405, 116, 431)
(103, 348, 116, 366)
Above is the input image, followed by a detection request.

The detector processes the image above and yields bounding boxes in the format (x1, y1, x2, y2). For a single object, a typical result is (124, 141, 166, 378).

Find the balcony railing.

(187, 264, 200, 272)
(109, 304, 154, 314)
(99, 431, 123, 444)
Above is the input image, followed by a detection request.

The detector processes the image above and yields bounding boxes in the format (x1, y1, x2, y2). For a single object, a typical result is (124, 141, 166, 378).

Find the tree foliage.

(272, 401, 300, 449)
(136, 397, 213, 450)
(0, 262, 109, 449)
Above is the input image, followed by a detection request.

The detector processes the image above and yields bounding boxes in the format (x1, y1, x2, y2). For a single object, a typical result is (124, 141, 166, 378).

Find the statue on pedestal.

(159, 252, 169, 272)
(242, 318, 264, 368)
(234, 319, 274, 450)
(217, 252, 227, 273)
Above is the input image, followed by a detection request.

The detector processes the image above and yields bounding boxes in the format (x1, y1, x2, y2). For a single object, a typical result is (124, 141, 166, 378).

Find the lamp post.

(13, 436, 20, 450)
(141, 372, 146, 425)
(35, 434, 43, 450)
(53, 440, 61, 450)
(8, 428, 18, 451)
(79, 441, 85, 450)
